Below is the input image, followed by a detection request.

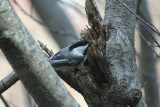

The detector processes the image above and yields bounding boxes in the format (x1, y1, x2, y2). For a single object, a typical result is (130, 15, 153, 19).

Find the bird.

(48, 40, 93, 71)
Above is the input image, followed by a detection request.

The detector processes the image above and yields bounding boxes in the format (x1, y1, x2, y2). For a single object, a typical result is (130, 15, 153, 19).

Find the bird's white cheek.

(71, 49, 83, 56)
(71, 45, 88, 56)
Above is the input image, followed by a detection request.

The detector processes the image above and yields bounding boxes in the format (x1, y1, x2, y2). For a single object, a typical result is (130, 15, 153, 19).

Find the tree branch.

(0, 71, 19, 94)
(136, 26, 160, 58)
(117, 0, 160, 37)
(80, 0, 147, 106)
(0, 0, 79, 106)
(118, 0, 160, 58)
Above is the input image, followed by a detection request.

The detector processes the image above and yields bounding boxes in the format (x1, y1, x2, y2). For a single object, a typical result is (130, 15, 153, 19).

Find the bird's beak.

(89, 42, 93, 46)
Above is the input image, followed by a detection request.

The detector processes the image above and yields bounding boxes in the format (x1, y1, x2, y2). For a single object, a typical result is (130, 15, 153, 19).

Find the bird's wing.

(49, 59, 71, 67)
(49, 56, 84, 67)
(49, 51, 65, 60)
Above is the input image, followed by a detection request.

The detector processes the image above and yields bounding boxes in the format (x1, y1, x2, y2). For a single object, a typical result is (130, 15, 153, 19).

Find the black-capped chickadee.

(48, 40, 93, 71)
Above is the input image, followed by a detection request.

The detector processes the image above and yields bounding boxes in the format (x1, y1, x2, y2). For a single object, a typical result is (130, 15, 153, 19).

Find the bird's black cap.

(69, 40, 92, 51)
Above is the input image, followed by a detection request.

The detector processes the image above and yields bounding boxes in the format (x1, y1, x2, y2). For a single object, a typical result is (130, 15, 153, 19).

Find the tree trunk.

(137, 0, 160, 106)
(0, 0, 148, 106)
(84, 0, 146, 106)
(0, 0, 79, 107)
(50, 0, 147, 106)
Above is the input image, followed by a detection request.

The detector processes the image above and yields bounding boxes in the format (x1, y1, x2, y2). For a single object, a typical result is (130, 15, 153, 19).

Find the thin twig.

(136, 27, 160, 58)
(0, 95, 10, 107)
(117, 0, 160, 37)
(141, 81, 148, 89)
(0, 71, 19, 94)
(136, 27, 157, 47)
(138, 20, 160, 48)
(37, 40, 54, 57)
(149, 46, 160, 58)
(118, 0, 160, 58)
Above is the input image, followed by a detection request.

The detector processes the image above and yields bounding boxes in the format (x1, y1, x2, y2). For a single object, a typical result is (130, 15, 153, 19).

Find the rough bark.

(0, 0, 79, 107)
(41, 0, 147, 106)
(84, 0, 145, 106)
(0, 0, 148, 106)
(31, 0, 79, 48)
(137, 0, 160, 106)
(83, 0, 147, 106)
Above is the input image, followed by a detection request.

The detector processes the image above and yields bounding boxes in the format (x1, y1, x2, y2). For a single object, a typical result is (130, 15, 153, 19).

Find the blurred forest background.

(0, 0, 160, 107)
